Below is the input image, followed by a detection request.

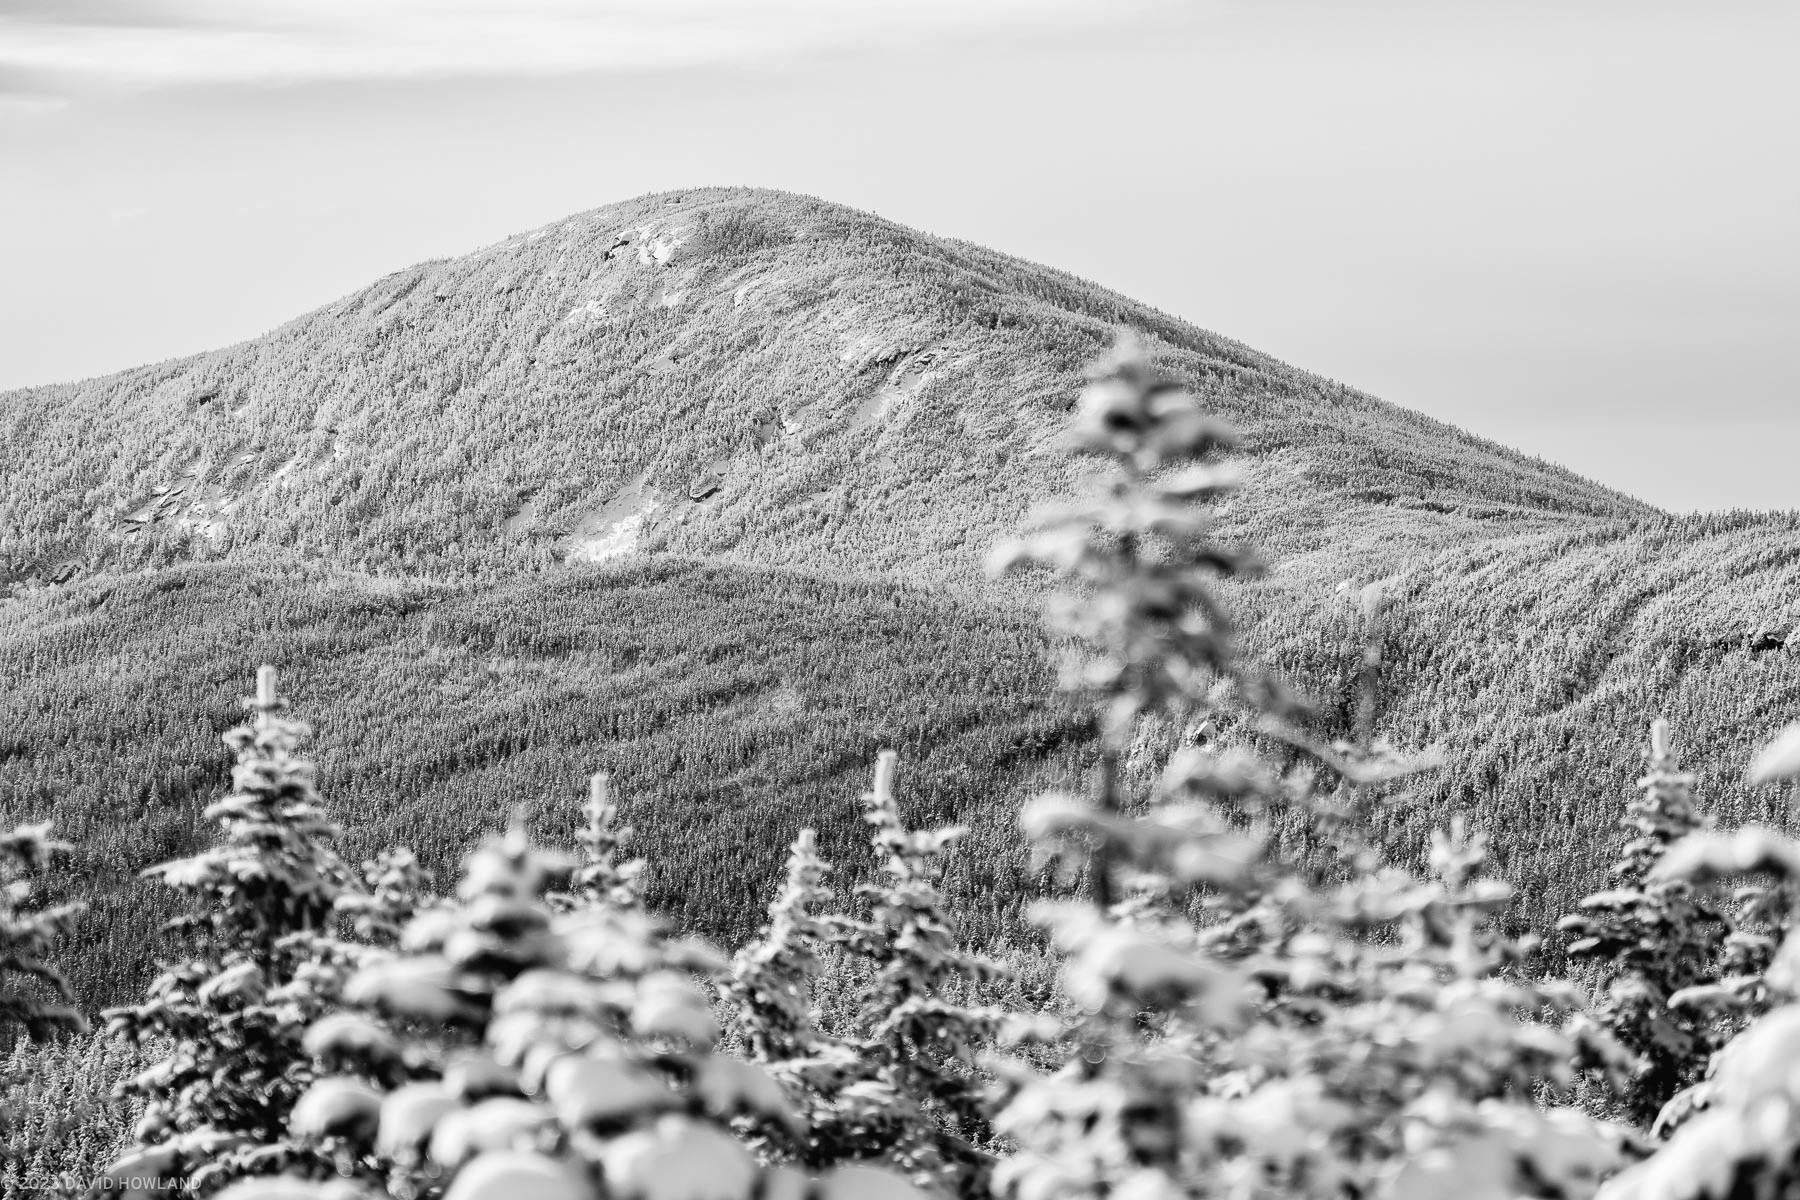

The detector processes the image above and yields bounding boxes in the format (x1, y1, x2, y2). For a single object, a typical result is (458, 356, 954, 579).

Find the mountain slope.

(0, 557, 1084, 1009)
(0, 187, 1642, 595)
(3, 186, 1799, 1005)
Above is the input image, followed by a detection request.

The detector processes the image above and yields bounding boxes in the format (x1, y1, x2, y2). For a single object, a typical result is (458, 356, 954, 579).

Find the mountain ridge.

(1, 185, 1649, 599)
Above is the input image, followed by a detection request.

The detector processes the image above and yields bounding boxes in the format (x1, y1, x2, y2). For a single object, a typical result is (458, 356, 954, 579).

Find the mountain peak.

(0, 188, 1644, 595)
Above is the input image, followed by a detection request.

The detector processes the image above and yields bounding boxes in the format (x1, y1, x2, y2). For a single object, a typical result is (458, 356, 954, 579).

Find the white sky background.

(1, 0, 1796, 512)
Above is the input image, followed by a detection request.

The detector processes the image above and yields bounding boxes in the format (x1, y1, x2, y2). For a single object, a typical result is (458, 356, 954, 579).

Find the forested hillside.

(0, 558, 1083, 1011)
(0, 187, 1637, 595)
(2, 185, 1798, 1013)
(1249, 510, 1800, 936)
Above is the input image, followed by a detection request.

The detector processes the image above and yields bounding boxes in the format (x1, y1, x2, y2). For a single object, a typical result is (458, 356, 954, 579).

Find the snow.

(443, 1050, 520, 1099)
(692, 1056, 796, 1127)
(346, 956, 477, 1022)
(1652, 828, 1800, 883)
(429, 1097, 553, 1167)
(376, 1081, 460, 1160)
(759, 1167, 810, 1200)
(565, 298, 610, 324)
(731, 277, 780, 307)
(839, 333, 890, 369)
(1598, 1111, 1753, 1200)
(502, 497, 538, 536)
(630, 972, 719, 1046)
(1709, 1006, 1800, 1109)
(567, 508, 650, 564)
(601, 1115, 758, 1200)
(289, 1076, 382, 1139)
(1749, 722, 1800, 784)
(644, 229, 687, 266)
(1487, 1104, 1624, 1196)
(819, 1164, 933, 1200)
(544, 1054, 676, 1128)
(566, 495, 659, 566)
(1387, 1137, 1515, 1200)
(196, 960, 263, 1003)
(441, 1151, 592, 1200)
(302, 1012, 399, 1062)
(176, 514, 225, 542)
(1107, 1171, 1189, 1200)
(1067, 929, 1222, 1008)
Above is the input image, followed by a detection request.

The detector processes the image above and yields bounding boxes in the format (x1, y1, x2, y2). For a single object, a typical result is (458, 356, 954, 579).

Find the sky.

(2, 0, 1796, 513)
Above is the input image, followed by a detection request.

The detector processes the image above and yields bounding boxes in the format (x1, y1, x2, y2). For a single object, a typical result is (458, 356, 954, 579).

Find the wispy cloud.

(0, 0, 1144, 93)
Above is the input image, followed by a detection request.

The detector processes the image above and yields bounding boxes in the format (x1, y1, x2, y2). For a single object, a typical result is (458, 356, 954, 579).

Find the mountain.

(1, 186, 1638, 592)
(3, 186, 1798, 1006)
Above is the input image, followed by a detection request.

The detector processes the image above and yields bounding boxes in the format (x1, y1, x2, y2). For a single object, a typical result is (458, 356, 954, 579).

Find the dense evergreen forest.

(0, 559, 1086, 1012)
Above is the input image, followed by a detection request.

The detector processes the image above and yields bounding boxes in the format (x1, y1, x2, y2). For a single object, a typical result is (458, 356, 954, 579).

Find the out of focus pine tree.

(988, 336, 1631, 1200)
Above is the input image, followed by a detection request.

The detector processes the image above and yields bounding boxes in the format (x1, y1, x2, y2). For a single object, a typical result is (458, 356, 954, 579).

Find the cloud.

(0, 0, 1147, 92)
(0, 0, 220, 29)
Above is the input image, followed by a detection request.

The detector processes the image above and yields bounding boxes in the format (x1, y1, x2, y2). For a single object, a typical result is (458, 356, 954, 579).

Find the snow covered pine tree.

(102, 666, 360, 1192)
(728, 827, 836, 1070)
(1560, 719, 1731, 1126)
(750, 754, 1009, 1193)
(206, 773, 940, 1200)
(1598, 723, 1800, 1199)
(987, 335, 1634, 1200)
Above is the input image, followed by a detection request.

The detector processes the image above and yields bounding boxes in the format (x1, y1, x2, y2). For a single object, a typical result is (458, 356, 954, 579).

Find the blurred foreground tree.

(988, 337, 1633, 1200)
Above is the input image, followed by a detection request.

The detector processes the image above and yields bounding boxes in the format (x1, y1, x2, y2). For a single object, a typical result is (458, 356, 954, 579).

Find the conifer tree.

(337, 848, 433, 949)
(0, 821, 86, 1038)
(103, 666, 358, 1191)
(225, 805, 934, 1200)
(1559, 719, 1729, 1126)
(550, 772, 643, 914)
(988, 336, 1630, 1200)
(822, 752, 1008, 1189)
(1598, 721, 1800, 1198)
(991, 334, 1265, 912)
(729, 827, 835, 1064)
(721, 757, 1006, 1194)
